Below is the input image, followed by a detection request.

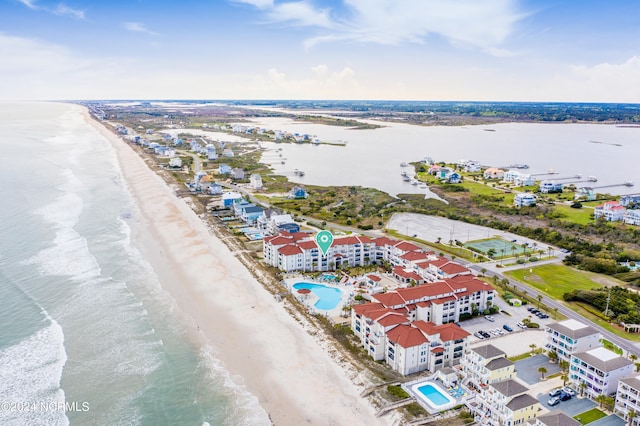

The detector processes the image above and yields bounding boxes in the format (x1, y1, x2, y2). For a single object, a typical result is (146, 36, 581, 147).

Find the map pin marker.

(315, 230, 334, 257)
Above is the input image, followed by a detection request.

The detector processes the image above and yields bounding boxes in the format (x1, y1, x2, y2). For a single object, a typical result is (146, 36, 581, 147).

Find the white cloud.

(53, 4, 85, 20)
(563, 56, 640, 102)
(122, 22, 159, 36)
(232, 0, 526, 55)
(17, 0, 38, 9)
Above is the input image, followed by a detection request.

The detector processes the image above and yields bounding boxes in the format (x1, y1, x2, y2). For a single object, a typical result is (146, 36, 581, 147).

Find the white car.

(517, 322, 527, 329)
(563, 387, 576, 396)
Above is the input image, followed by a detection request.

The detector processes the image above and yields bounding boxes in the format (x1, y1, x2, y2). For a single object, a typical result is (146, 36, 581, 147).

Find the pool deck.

(403, 377, 470, 414)
(284, 275, 356, 321)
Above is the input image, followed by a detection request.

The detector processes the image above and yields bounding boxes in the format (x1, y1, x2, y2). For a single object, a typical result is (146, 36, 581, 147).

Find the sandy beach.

(84, 109, 384, 425)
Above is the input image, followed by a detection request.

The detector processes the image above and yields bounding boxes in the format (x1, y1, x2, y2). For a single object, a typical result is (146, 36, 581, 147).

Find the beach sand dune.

(85, 110, 384, 425)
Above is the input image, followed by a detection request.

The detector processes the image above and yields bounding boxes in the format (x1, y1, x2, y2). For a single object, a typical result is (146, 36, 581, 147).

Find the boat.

(400, 162, 408, 167)
(403, 176, 411, 182)
(625, 181, 635, 187)
(588, 176, 598, 182)
(401, 171, 408, 177)
(411, 180, 418, 185)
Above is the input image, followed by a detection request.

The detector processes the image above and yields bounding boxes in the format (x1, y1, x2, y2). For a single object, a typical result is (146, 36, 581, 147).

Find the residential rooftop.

(471, 344, 506, 360)
(573, 347, 633, 372)
(537, 410, 581, 426)
(547, 319, 600, 339)
(619, 373, 640, 390)
(490, 379, 528, 397)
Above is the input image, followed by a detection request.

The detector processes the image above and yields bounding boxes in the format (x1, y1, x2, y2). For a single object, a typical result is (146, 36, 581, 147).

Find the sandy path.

(84, 110, 384, 425)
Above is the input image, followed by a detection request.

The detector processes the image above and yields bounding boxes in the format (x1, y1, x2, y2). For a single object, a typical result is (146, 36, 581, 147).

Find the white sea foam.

(199, 346, 270, 426)
(0, 321, 68, 426)
(22, 169, 100, 281)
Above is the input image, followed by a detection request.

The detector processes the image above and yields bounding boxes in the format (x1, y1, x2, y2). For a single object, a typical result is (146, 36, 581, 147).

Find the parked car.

(559, 392, 572, 401)
(549, 388, 563, 397)
(503, 324, 513, 332)
(548, 396, 560, 406)
(527, 307, 536, 312)
(474, 332, 484, 339)
(485, 315, 495, 322)
(563, 387, 576, 396)
(517, 322, 527, 329)
(539, 314, 549, 319)
(480, 331, 491, 338)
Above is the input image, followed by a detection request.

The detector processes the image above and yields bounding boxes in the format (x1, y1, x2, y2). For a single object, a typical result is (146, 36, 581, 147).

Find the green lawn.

(574, 408, 607, 424)
(553, 204, 595, 225)
(505, 264, 622, 299)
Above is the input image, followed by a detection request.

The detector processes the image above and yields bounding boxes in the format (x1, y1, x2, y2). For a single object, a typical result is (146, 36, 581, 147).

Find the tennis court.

(464, 238, 528, 257)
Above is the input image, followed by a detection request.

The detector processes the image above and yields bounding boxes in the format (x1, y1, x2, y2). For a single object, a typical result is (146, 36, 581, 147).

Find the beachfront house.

(539, 181, 564, 193)
(483, 168, 505, 180)
(264, 214, 298, 235)
(614, 373, 640, 425)
(223, 149, 234, 157)
(444, 171, 462, 184)
(219, 164, 232, 175)
(503, 170, 521, 183)
(239, 205, 264, 225)
(544, 319, 602, 363)
(222, 191, 243, 207)
(230, 168, 245, 180)
(461, 344, 516, 387)
(594, 201, 626, 222)
(208, 183, 223, 195)
(569, 347, 634, 399)
(624, 210, 640, 226)
(514, 193, 536, 207)
(169, 157, 182, 168)
(575, 187, 596, 201)
(250, 174, 263, 190)
(472, 379, 542, 426)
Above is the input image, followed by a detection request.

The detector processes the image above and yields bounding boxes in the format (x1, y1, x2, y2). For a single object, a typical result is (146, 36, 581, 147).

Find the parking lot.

(536, 391, 595, 416)
(462, 294, 555, 356)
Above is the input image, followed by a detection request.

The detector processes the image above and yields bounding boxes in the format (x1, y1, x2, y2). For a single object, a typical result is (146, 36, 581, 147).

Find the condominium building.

(614, 373, 640, 426)
(461, 344, 516, 387)
(473, 379, 542, 426)
(569, 347, 634, 398)
(544, 319, 602, 363)
(536, 411, 581, 426)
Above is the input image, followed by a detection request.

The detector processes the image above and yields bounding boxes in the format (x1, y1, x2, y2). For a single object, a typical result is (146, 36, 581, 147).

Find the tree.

(480, 268, 487, 277)
(561, 373, 568, 386)
(538, 367, 548, 379)
(553, 307, 559, 319)
(559, 360, 569, 372)
(530, 343, 537, 354)
(596, 394, 607, 408)
(628, 410, 637, 426)
(631, 354, 638, 362)
(548, 351, 559, 363)
(579, 381, 588, 396)
(537, 294, 543, 308)
(487, 248, 497, 259)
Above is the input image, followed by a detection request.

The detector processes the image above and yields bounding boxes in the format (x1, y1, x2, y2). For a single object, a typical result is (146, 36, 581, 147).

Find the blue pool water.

(293, 283, 342, 310)
(417, 384, 450, 406)
(322, 273, 337, 281)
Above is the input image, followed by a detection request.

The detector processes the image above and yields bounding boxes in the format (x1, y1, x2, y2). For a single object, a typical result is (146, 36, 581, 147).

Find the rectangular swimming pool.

(408, 381, 457, 414)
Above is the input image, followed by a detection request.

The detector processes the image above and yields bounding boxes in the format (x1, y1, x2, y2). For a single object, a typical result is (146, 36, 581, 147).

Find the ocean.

(0, 102, 270, 425)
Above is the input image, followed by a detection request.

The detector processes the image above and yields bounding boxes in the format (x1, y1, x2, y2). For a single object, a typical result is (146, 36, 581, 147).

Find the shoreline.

(82, 107, 384, 425)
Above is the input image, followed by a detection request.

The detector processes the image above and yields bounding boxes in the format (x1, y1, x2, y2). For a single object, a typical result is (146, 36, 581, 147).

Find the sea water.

(0, 102, 270, 425)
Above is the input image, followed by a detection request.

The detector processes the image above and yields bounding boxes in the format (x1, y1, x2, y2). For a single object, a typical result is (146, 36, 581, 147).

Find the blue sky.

(1, 0, 639, 102)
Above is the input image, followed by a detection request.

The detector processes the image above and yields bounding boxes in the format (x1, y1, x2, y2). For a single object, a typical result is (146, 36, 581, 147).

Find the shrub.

(527, 322, 540, 328)
(387, 385, 409, 400)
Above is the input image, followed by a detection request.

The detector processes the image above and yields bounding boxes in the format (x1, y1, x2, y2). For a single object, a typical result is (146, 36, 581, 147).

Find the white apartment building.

(544, 319, 602, 363)
(472, 379, 541, 426)
(569, 347, 634, 398)
(461, 344, 516, 387)
(615, 373, 640, 426)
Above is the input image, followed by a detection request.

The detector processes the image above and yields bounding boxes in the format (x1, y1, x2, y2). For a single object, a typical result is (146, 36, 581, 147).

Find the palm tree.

(561, 373, 569, 386)
(553, 307, 559, 319)
(548, 351, 559, 363)
(579, 381, 588, 396)
(628, 409, 637, 426)
(480, 268, 487, 277)
(537, 294, 543, 308)
(631, 354, 638, 362)
(538, 367, 548, 379)
(559, 360, 569, 372)
(530, 343, 537, 354)
(596, 394, 607, 408)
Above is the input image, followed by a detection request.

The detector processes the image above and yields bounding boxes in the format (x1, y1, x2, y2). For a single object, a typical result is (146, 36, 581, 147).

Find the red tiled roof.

(353, 302, 384, 316)
(413, 320, 470, 341)
(400, 252, 429, 261)
(431, 295, 457, 304)
(333, 236, 362, 246)
(298, 240, 317, 250)
(394, 241, 421, 252)
(291, 232, 310, 241)
(372, 292, 405, 307)
(278, 245, 302, 255)
(392, 266, 423, 281)
(377, 313, 408, 327)
(386, 325, 428, 349)
(367, 274, 382, 282)
(416, 301, 432, 308)
(440, 263, 471, 275)
(267, 236, 293, 246)
(431, 347, 445, 353)
(429, 257, 450, 267)
(372, 237, 398, 247)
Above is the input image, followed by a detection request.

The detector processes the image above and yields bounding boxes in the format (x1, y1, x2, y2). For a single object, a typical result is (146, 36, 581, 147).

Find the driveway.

(515, 354, 561, 385)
